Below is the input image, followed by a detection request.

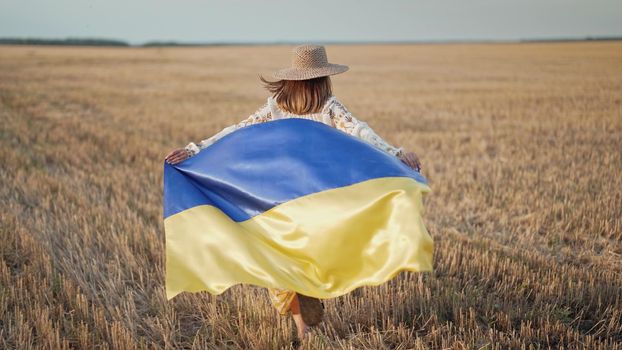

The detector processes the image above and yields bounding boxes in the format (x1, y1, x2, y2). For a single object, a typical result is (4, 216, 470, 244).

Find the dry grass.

(1, 42, 621, 349)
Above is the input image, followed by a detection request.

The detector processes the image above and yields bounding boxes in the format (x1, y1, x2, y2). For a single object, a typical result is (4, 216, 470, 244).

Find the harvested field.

(1, 41, 621, 349)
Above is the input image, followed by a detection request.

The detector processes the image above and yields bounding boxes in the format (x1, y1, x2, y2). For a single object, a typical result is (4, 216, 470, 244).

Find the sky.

(1, 0, 621, 45)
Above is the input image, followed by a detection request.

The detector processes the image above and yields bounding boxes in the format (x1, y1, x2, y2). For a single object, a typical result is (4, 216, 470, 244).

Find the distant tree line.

(0, 38, 130, 46)
(0, 37, 249, 47)
(141, 41, 240, 47)
(1, 36, 620, 47)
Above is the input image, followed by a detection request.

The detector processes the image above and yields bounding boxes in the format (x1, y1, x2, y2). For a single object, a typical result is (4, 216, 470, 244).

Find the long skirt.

(267, 288, 297, 315)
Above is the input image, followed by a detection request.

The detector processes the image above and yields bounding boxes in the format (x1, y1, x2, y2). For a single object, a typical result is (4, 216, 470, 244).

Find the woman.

(165, 44, 422, 344)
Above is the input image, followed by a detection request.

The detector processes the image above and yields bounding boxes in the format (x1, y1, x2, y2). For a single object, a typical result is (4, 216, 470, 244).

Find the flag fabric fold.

(163, 118, 433, 300)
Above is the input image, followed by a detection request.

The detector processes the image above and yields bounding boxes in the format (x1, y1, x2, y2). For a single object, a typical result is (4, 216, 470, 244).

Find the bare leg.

(292, 313, 309, 340)
(290, 294, 309, 340)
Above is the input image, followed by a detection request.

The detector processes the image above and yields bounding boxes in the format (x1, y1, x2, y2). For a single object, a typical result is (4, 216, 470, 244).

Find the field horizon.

(1, 36, 621, 47)
(1, 42, 621, 349)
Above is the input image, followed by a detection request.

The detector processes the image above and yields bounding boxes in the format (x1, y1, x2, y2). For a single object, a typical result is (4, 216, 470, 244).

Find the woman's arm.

(329, 98, 404, 156)
(184, 101, 272, 157)
(165, 101, 272, 165)
(329, 98, 422, 171)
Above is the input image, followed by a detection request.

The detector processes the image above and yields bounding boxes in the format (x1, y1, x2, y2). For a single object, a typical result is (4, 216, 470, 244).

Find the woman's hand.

(398, 151, 422, 172)
(165, 148, 191, 165)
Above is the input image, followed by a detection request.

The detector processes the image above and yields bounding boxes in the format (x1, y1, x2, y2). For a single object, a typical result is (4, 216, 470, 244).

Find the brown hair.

(258, 75, 333, 115)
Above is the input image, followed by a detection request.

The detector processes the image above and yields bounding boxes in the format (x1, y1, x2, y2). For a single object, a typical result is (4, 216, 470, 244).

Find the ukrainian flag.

(163, 118, 433, 300)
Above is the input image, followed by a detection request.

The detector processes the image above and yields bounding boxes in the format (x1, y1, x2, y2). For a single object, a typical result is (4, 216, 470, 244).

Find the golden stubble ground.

(0, 42, 621, 349)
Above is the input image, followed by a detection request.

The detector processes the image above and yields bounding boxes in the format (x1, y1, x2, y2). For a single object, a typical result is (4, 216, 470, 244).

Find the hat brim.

(272, 64, 349, 81)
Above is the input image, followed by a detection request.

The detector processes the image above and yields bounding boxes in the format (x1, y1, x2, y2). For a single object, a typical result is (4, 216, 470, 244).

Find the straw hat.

(273, 44, 349, 81)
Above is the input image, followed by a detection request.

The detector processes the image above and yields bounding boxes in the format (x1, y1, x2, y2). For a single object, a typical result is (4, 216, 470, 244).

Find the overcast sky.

(1, 0, 621, 45)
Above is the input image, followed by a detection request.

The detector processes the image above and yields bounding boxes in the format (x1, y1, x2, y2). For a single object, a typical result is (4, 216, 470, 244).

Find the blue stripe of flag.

(163, 118, 427, 221)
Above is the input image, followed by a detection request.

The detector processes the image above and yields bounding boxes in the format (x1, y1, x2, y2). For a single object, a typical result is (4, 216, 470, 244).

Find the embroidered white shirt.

(185, 95, 404, 158)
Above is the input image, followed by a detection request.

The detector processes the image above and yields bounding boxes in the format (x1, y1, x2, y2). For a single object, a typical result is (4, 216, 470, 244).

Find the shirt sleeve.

(184, 100, 272, 156)
(328, 98, 404, 158)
